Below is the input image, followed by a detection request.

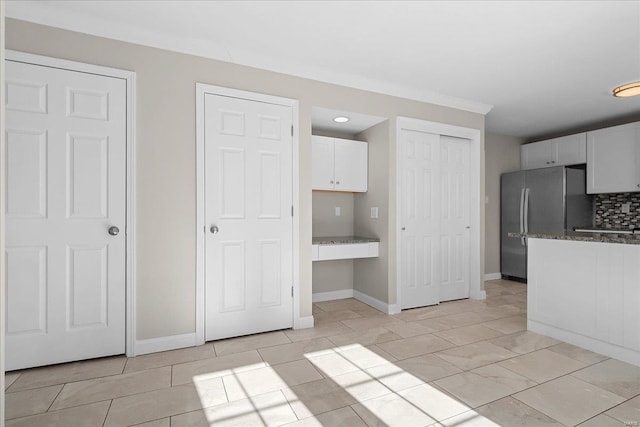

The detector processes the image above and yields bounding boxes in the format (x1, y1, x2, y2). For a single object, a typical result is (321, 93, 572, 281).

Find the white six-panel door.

(204, 94, 293, 341)
(400, 129, 470, 309)
(5, 60, 127, 370)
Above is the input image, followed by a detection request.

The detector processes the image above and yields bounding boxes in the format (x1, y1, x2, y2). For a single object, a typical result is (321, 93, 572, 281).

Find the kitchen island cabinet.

(527, 236, 640, 366)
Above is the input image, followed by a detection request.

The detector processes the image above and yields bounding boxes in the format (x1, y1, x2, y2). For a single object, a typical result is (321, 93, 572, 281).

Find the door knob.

(108, 226, 120, 236)
(210, 225, 219, 234)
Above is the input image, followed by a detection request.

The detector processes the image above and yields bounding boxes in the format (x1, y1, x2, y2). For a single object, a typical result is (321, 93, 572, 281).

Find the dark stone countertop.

(508, 231, 640, 245)
(312, 236, 380, 245)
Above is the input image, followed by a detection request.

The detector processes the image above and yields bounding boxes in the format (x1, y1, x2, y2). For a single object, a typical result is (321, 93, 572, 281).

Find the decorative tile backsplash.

(595, 193, 640, 229)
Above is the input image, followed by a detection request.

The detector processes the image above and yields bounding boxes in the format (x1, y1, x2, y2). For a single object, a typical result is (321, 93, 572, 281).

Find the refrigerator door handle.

(519, 188, 525, 246)
(524, 188, 530, 245)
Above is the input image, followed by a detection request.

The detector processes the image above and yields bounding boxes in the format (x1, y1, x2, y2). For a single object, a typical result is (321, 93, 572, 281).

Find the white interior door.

(439, 135, 470, 302)
(399, 130, 470, 309)
(400, 130, 440, 309)
(205, 93, 293, 341)
(5, 60, 127, 370)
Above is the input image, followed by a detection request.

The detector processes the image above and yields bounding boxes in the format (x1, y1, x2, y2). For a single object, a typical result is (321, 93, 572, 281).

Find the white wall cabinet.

(587, 122, 640, 194)
(312, 135, 368, 192)
(521, 133, 586, 170)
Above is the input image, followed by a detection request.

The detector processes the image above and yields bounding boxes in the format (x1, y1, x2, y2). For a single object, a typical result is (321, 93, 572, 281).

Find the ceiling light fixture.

(613, 81, 640, 97)
(333, 116, 350, 123)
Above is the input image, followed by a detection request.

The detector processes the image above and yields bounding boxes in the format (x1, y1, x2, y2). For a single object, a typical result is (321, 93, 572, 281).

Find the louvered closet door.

(204, 93, 293, 341)
(5, 60, 127, 370)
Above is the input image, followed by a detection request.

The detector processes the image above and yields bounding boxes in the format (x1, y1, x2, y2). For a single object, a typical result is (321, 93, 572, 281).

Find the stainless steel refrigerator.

(500, 166, 593, 280)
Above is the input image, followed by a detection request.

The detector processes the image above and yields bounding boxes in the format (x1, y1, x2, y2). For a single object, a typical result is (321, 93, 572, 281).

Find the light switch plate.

(335, 206, 341, 216)
(371, 207, 379, 219)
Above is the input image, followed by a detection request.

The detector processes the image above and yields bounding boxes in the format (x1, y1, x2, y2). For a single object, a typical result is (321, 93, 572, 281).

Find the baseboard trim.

(470, 289, 487, 300)
(353, 290, 400, 315)
(484, 272, 501, 281)
(294, 315, 314, 330)
(134, 332, 197, 356)
(312, 289, 354, 302)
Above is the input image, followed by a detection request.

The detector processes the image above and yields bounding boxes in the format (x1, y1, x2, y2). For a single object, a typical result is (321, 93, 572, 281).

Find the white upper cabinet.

(521, 133, 586, 170)
(587, 122, 640, 194)
(312, 135, 368, 192)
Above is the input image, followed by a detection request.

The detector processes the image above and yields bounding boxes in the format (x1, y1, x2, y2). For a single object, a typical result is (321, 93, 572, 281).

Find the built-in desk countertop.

(312, 236, 379, 261)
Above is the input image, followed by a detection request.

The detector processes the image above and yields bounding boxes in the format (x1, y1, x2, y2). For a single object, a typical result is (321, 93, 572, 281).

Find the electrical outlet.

(335, 206, 341, 216)
(621, 202, 631, 214)
(371, 207, 379, 219)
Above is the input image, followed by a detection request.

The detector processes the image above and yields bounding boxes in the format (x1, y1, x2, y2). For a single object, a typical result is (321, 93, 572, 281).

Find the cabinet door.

(587, 122, 640, 194)
(521, 141, 552, 170)
(553, 133, 586, 166)
(311, 135, 335, 190)
(334, 139, 368, 192)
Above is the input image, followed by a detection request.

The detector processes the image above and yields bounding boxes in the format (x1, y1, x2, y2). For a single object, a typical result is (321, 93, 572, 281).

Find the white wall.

(1, 2, 6, 423)
(484, 132, 523, 276)
(5, 18, 484, 342)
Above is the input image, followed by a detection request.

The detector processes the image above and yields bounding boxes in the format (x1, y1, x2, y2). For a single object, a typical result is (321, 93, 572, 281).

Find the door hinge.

(291, 286, 294, 298)
(291, 205, 294, 217)
(291, 125, 294, 136)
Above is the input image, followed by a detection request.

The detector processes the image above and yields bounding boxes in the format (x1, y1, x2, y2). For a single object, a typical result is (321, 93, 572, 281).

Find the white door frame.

(395, 117, 483, 309)
(5, 50, 138, 357)
(195, 83, 300, 346)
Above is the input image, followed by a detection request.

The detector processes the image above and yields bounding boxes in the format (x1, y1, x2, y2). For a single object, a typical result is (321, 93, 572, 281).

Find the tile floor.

(4, 279, 640, 426)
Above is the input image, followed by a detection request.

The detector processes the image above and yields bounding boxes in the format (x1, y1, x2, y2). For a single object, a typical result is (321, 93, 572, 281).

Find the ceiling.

(6, 0, 640, 139)
(311, 107, 387, 135)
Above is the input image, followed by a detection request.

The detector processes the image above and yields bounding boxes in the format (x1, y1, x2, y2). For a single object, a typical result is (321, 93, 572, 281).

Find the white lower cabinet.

(528, 238, 640, 365)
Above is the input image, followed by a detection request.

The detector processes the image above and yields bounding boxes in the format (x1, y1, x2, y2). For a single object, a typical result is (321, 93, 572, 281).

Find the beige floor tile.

(435, 364, 536, 408)
(282, 378, 358, 418)
(413, 316, 460, 332)
(398, 383, 470, 422)
(6, 401, 110, 427)
(393, 304, 459, 322)
(282, 406, 367, 427)
(377, 334, 456, 360)
(438, 410, 501, 426)
(365, 363, 424, 392)
(134, 419, 170, 427)
(578, 414, 623, 426)
(434, 341, 518, 371)
(474, 396, 563, 426)
(434, 324, 504, 346)
(8, 356, 126, 392)
(171, 349, 265, 386)
(340, 315, 405, 331)
(606, 395, 640, 425)
(513, 375, 625, 426)
(327, 327, 402, 347)
(5, 384, 62, 420)
(314, 309, 363, 325)
(104, 377, 227, 427)
(572, 358, 640, 398)
(482, 315, 527, 334)
(123, 344, 215, 373)
(285, 322, 353, 342)
(396, 354, 463, 382)
(50, 366, 171, 410)
(312, 303, 324, 314)
(213, 331, 291, 356)
(170, 390, 297, 427)
(433, 311, 499, 329)
(335, 344, 397, 369)
(307, 350, 361, 377)
(222, 359, 323, 401)
(351, 392, 436, 427)
(258, 338, 335, 366)
(314, 298, 371, 312)
(488, 331, 560, 354)
(546, 342, 609, 365)
(330, 369, 393, 402)
(5, 373, 21, 390)
(498, 349, 588, 383)
(381, 321, 440, 338)
(352, 306, 386, 317)
(473, 304, 522, 319)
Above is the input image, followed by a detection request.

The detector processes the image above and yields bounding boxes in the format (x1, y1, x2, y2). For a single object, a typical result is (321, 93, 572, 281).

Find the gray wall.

(354, 121, 391, 302)
(485, 132, 523, 275)
(5, 18, 484, 341)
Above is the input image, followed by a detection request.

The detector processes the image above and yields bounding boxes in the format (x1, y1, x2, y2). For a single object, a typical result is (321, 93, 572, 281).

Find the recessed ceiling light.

(613, 81, 640, 97)
(333, 116, 350, 123)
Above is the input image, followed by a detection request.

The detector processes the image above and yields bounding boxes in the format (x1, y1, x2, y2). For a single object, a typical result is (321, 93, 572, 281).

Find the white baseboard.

(353, 290, 400, 315)
(470, 289, 487, 300)
(484, 272, 501, 281)
(134, 332, 197, 356)
(312, 289, 354, 302)
(294, 315, 314, 330)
